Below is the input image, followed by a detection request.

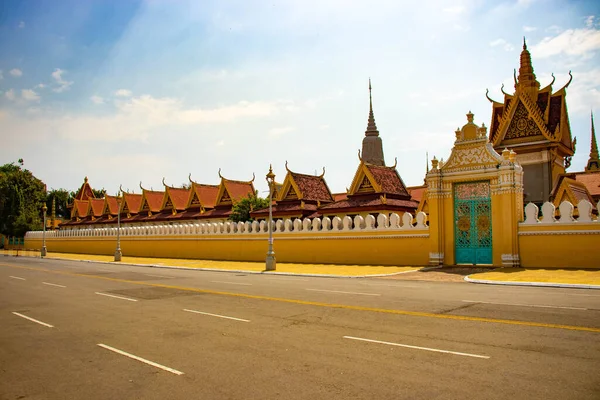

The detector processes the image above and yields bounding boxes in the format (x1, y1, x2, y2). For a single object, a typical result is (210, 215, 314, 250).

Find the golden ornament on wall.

(477, 215, 490, 232)
(458, 216, 470, 231)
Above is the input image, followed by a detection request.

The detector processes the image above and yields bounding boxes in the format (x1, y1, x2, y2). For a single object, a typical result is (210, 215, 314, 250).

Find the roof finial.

(426, 152, 429, 173)
(523, 36, 527, 50)
(188, 173, 193, 183)
(285, 161, 291, 173)
(585, 111, 600, 172)
(218, 168, 224, 179)
(365, 78, 379, 136)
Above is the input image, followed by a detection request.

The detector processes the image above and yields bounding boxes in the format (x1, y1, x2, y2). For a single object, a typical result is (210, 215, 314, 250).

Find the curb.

(39, 256, 420, 279)
(464, 276, 600, 290)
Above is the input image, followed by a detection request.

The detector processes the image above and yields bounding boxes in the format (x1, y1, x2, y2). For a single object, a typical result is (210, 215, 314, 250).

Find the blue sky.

(1, 0, 599, 195)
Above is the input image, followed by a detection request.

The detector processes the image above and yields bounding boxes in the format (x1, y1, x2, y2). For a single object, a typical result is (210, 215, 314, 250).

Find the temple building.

(61, 172, 255, 229)
(251, 80, 418, 221)
(486, 39, 576, 204)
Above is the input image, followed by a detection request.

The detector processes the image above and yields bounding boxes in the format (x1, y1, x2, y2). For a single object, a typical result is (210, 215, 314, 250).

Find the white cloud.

(443, 6, 465, 15)
(51, 68, 74, 92)
(523, 26, 537, 32)
(268, 126, 295, 137)
(6, 95, 295, 143)
(585, 16, 595, 29)
(90, 95, 105, 104)
(532, 28, 600, 58)
(115, 89, 132, 97)
(5, 89, 16, 101)
(21, 89, 40, 102)
(37, 83, 46, 89)
(18, 21, 25, 28)
(9, 68, 23, 77)
(489, 38, 515, 52)
(560, 69, 600, 115)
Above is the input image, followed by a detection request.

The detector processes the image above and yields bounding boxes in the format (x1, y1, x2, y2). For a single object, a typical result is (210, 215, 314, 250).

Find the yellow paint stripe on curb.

(2, 262, 600, 334)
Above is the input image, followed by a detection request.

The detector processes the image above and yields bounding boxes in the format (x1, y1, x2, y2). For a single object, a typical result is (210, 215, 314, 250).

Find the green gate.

(454, 181, 492, 265)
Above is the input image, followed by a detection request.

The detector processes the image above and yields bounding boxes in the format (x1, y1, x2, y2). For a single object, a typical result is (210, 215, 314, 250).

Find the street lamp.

(41, 204, 47, 257)
(114, 188, 123, 262)
(265, 165, 276, 271)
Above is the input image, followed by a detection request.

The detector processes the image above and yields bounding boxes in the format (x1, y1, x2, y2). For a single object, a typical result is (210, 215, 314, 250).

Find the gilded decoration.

(221, 189, 231, 203)
(190, 194, 200, 205)
(442, 142, 502, 172)
(357, 175, 374, 193)
(285, 186, 298, 200)
(505, 101, 544, 140)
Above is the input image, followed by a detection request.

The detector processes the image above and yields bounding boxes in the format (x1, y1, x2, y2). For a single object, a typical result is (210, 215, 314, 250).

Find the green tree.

(0, 161, 46, 237)
(228, 193, 269, 222)
(92, 188, 106, 198)
(46, 189, 73, 220)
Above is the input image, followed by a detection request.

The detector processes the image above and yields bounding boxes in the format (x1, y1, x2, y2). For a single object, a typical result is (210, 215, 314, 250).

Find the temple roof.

(122, 193, 142, 215)
(215, 170, 256, 207)
(188, 182, 219, 209)
(140, 188, 165, 213)
(318, 196, 418, 212)
(407, 184, 427, 203)
(276, 164, 333, 203)
(103, 195, 119, 215)
(89, 198, 105, 217)
(552, 175, 597, 211)
(487, 39, 574, 156)
(73, 176, 95, 201)
(72, 199, 89, 218)
(348, 161, 411, 198)
(162, 182, 191, 211)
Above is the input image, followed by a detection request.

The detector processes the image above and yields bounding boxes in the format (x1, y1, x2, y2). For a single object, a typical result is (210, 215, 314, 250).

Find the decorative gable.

(357, 175, 375, 194)
(504, 101, 545, 141)
(221, 188, 231, 203)
(284, 185, 298, 200)
(140, 198, 150, 212)
(189, 191, 201, 206)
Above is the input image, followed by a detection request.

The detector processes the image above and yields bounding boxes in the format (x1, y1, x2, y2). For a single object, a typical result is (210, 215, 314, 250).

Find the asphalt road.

(1, 256, 599, 400)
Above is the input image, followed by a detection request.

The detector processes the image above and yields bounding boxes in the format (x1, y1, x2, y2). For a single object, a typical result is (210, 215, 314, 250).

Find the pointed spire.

(516, 37, 540, 92)
(585, 111, 600, 172)
(365, 78, 379, 136)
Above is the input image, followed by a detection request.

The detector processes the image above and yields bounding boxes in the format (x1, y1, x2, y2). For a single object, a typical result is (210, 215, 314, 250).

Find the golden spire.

(585, 111, 600, 172)
(365, 78, 379, 136)
(516, 37, 540, 92)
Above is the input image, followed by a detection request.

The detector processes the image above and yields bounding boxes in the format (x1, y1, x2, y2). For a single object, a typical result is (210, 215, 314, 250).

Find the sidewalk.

(40, 252, 421, 278)
(465, 267, 600, 289)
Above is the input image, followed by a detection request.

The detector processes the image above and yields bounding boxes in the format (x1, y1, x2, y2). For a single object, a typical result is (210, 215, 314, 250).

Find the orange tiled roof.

(407, 185, 427, 202)
(143, 190, 165, 212)
(192, 183, 219, 208)
(332, 192, 348, 202)
(123, 193, 142, 214)
(223, 180, 255, 202)
(89, 198, 104, 217)
(573, 172, 600, 197)
(290, 172, 333, 202)
(104, 195, 119, 215)
(73, 199, 89, 217)
(74, 178, 95, 201)
(167, 187, 191, 210)
(365, 165, 410, 197)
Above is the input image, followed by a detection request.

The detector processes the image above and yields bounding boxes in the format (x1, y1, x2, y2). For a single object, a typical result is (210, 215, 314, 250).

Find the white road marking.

(183, 308, 250, 322)
(343, 336, 490, 359)
(462, 300, 588, 311)
(12, 312, 54, 328)
(9, 276, 26, 280)
(43, 282, 66, 288)
(95, 292, 138, 302)
(211, 280, 252, 286)
(306, 288, 381, 296)
(97, 344, 184, 375)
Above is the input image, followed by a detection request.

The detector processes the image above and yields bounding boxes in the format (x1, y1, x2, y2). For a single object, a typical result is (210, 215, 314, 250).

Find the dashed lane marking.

(183, 309, 250, 322)
(12, 312, 54, 328)
(97, 344, 184, 375)
(343, 336, 490, 359)
(95, 292, 138, 302)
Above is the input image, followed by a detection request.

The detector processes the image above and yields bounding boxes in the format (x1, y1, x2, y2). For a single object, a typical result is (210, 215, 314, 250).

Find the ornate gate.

(454, 181, 492, 265)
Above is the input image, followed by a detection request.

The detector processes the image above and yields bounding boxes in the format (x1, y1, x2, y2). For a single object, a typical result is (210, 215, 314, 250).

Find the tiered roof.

(487, 40, 575, 161)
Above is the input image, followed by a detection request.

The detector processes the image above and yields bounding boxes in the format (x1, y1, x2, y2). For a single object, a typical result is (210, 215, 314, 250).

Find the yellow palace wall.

(24, 231, 430, 266)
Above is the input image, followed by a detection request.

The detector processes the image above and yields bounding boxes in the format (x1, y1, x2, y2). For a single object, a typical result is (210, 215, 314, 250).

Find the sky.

(1, 0, 599, 196)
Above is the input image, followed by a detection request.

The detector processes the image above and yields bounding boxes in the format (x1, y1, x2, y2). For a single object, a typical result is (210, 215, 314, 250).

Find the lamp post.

(114, 190, 122, 262)
(265, 165, 276, 271)
(41, 204, 47, 257)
